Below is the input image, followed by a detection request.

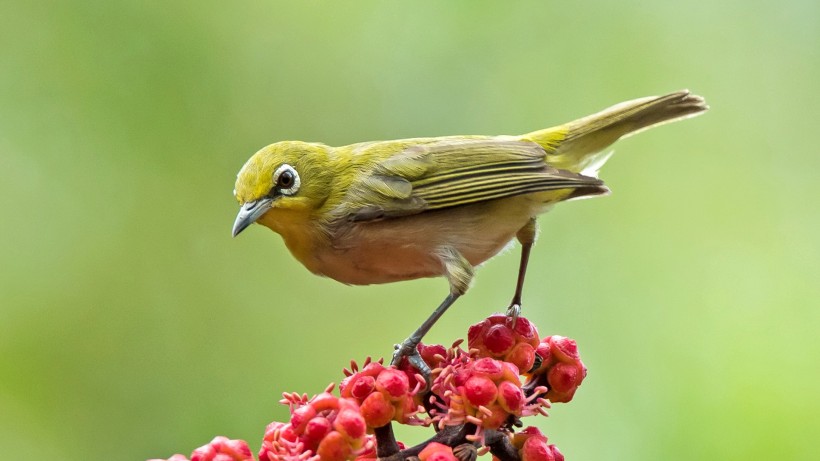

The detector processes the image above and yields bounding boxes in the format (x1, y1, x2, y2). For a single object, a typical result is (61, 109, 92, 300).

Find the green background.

(2, 1, 818, 460)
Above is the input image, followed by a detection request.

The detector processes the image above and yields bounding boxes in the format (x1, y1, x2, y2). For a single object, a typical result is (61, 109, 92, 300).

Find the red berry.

(334, 408, 367, 440)
(463, 375, 498, 407)
(506, 342, 536, 372)
(549, 445, 564, 461)
(317, 431, 352, 461)
(304, 417, 332, 444)
(427, 452, 458, 461)
(534, 342, 553, 372)
(513, 316, 538, 341)
(311, 392, 342, 413)
(481, 402, 511, 430)
(526, 335, 587, 403)
(497, 380, 524, 413)
(359, 391, 393, 428)
(290, 405, 317, 433)
(548, 363, 581, 394)
(419, 343, 447, 369)
(508, 427, 562, 461)
(468, 321, 484, 343)
(550, 336, 579, 361)
(472, 357, 503, 380)
(375, 369, 410, 400)
(348, 375, 376, 400)
(484, 324, 515, 355)
(190, 437, 253, 461)
(419, 442, 458, 461)
(521, 435, 554, 461)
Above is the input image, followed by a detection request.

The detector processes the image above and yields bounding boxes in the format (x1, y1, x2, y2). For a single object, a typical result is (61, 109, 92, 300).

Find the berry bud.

(419, 343, 448, 369)
(189, 436, 253, 461)
(360, 391, 393, 428)
(463, 375, 498, 407)
(419, 442, 459, 461)
(317, 431, 352, 461)
(376, 368, 410, 400)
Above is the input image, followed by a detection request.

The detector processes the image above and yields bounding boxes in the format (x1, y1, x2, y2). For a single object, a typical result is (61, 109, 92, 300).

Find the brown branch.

(484, 430, 520, 461)
(377, 425, 475, 461)
(375, 424, 400, 458)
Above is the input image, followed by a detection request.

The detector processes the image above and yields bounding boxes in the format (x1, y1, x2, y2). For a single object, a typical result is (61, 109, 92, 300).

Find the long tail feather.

(525, 90, 708, 174)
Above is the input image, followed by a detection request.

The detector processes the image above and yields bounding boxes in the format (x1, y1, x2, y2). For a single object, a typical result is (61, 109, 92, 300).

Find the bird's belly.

(316, 197, 542, 285)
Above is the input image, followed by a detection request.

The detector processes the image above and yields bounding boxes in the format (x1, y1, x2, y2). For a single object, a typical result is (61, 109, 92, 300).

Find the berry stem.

(375, 423, 400, 458)
(378, 425, 475, 461)
(484, 429, 521, 461)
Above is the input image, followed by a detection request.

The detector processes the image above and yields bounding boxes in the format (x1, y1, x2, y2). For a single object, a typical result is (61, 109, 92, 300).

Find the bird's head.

(232, 141, 331, 237)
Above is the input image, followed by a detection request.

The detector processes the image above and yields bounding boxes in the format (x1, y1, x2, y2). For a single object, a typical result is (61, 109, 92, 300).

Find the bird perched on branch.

(232, 90, 707, 370)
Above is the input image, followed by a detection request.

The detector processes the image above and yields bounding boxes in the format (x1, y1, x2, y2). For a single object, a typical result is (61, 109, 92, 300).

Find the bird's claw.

(506, 303, 521, 328)
(391, 340, 432, 389)
(390, 340, 416, 366)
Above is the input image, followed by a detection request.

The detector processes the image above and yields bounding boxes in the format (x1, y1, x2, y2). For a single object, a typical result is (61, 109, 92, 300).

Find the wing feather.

(337, 138, 605, 222)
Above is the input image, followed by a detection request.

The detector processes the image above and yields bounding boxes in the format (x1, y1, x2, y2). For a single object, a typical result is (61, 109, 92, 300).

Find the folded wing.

(334, 138, 607, 223)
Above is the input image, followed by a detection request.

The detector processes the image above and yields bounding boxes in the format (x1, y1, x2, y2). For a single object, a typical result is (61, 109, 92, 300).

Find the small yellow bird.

(232, 90, 707, 367)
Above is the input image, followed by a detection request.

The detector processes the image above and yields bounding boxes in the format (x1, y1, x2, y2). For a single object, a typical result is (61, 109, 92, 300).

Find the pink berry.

(316, 431, 352, 461)
(506, 342, 536, 372)
(550, 336, 579, 361)
(419, 442, 458, 461)
(304, 417, 332, 444)
(360, 391, 393, 428)
(348, 375, 376, 400)
(497, 380, 524, 413)
(513, 316, 538, 341)
(521, 435, 554, 461)
(463, 375, 498, 407)
(484, 324, 515, 355)
(473, 357, 503, 380)
(334, 408, 367, 440)
(290, 405, 317, 433)
(376, 369, 410, 400)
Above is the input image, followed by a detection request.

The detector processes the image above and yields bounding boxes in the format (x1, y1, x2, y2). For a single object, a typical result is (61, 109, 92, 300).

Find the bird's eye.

(272, 164, 300, 196)
(278, 170, 294, 188)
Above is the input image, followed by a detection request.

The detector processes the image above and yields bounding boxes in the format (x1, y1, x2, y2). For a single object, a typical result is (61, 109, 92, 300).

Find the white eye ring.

(273, 164, 300, 196)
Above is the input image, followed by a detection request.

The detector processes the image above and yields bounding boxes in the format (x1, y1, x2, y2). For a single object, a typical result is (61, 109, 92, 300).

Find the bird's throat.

(257, 208, 325, 274)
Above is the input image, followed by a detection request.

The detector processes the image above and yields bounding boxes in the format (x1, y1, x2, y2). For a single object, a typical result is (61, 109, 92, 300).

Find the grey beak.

(232, 197, 273, 237)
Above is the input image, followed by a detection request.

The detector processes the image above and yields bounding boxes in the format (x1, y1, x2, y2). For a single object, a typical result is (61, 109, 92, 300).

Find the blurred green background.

(1, 1, 818, 460)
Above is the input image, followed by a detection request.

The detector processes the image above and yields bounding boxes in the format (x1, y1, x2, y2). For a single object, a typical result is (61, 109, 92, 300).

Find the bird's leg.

(391, 248, 473, 380)
(507, 219, 537, 325)
(391, 292, 461, 374)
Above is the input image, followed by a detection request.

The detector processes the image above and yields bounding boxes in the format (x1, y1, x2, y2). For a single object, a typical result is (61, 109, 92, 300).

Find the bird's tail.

(523, 90, 708, 176)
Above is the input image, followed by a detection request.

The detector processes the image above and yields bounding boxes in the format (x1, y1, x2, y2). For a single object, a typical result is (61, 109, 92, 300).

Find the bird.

(231, 90, 707, 369)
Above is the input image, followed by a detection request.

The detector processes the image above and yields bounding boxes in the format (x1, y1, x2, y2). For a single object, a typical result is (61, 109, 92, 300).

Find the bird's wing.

(335, 138, 607, 222)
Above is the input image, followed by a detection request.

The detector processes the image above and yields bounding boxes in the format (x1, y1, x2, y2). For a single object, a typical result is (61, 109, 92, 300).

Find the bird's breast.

(312, 197, 544, 286)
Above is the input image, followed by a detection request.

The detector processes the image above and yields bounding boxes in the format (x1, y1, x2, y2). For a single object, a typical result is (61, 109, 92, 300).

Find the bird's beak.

(232, 197, 273, 237)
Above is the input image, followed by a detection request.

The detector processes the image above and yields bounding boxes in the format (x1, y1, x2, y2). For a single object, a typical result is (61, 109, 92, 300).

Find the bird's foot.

(505, 303, 521, 328)
(391, 339, 432, 388)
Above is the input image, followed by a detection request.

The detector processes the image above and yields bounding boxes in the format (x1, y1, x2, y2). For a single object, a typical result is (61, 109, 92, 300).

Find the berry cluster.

(150, 314, 586, 461)
(260, 388, 372, 461)
(339, 358, 427, 428)
(500, 427, 564, 461)
(430, 355, 548, 441)
(151, 436, 254, 461)
(468, 314, 540, 372)
(524, 336, 587, 404)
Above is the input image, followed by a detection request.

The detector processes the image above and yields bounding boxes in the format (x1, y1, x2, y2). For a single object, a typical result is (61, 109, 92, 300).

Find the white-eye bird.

(232, 90, 707, 368)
